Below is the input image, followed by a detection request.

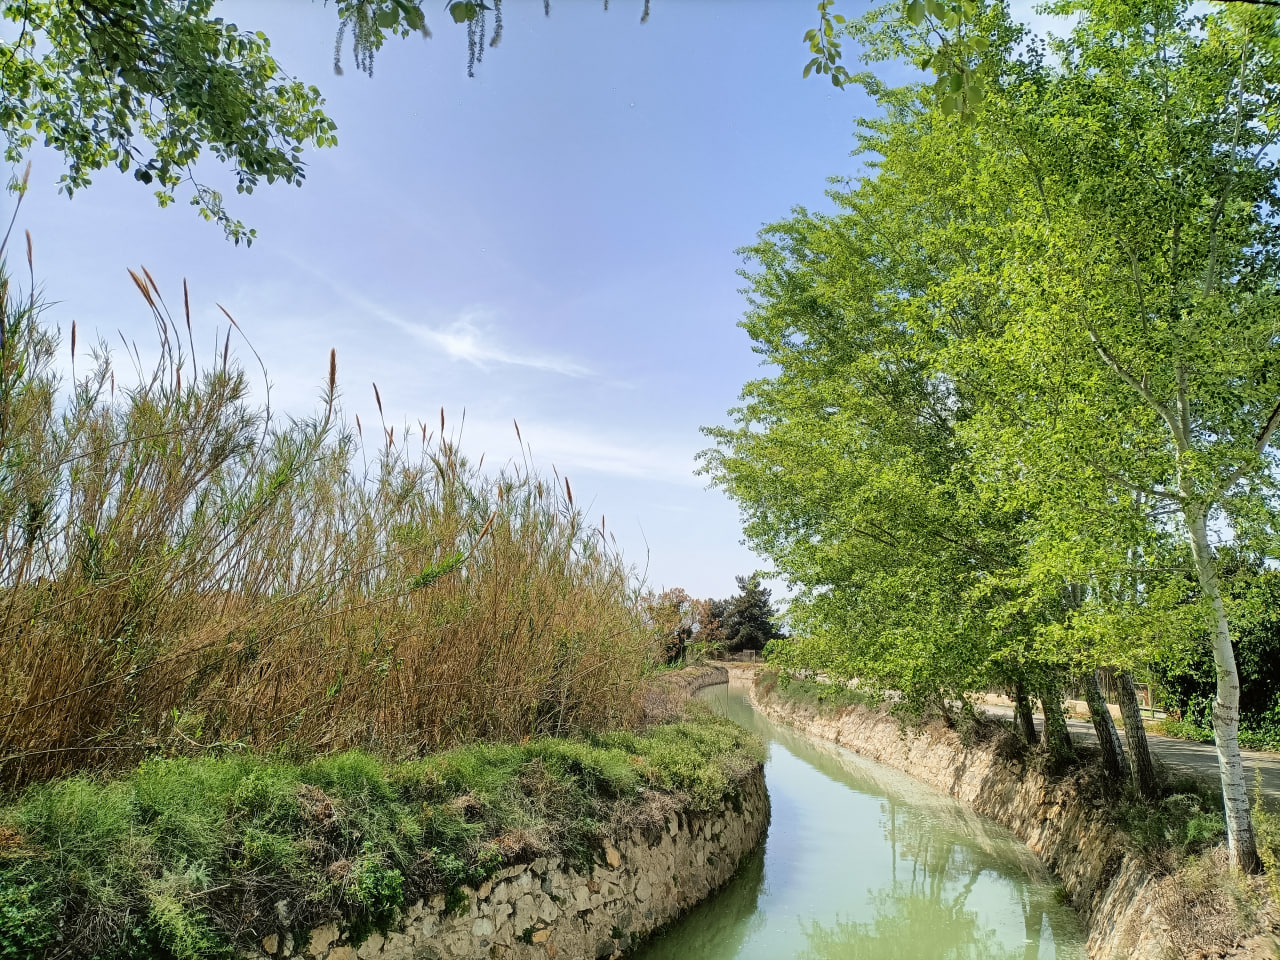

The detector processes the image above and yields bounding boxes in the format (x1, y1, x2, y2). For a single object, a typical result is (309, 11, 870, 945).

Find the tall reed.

(0, 262, 657, 789)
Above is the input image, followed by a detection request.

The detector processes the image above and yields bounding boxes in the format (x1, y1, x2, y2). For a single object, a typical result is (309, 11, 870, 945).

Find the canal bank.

(633, 681, 1086, 959)
(735, 666, 1279, 960)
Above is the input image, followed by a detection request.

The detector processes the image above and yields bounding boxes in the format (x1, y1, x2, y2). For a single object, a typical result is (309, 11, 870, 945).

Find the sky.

(5, 1, 1055, 599)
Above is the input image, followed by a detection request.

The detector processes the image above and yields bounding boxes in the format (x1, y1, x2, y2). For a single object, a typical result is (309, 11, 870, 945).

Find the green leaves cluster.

(804, 1, 853, 86)
(1, 1, 339, 244)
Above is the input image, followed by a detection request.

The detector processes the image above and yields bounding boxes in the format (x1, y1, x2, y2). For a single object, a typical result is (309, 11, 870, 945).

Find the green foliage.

(348, 857, 405, 942)
(1155, 565, 1280, 751)
(1117, 787, 1227, 866)
(0, 880, 58, 959)
(0, 0, 339, 243)
(0, 713, 760, 958)
(715, 575, 785, 654)
(713, 0, 1280, 865)
(758, 669, 878, 716)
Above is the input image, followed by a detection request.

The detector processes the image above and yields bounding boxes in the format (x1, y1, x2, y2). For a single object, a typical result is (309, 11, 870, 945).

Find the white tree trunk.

(1185, 504, 1261, 873)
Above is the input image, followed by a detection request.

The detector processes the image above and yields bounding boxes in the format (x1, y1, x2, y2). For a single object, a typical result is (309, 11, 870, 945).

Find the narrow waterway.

(633, 682, 1085, 960)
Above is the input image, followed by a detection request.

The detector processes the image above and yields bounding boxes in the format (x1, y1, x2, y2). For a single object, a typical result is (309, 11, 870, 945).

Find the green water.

(633, 683, 1086, 960)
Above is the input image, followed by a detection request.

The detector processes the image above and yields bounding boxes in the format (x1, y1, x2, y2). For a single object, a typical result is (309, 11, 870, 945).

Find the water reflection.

(632, 684, 1082, 960)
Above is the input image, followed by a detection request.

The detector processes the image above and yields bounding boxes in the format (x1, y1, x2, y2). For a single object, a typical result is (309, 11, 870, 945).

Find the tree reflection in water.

(631, 685, 1082, 960)
(797, 807, 1069, 959)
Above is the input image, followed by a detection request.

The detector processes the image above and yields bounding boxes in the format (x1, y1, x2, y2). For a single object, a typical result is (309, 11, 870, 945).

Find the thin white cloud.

(458, 416, 700, 486)
(386, 311, 593, 378)
(276, 250, 592, 378)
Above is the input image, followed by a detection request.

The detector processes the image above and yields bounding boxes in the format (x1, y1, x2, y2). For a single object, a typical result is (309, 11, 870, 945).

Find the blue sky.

(6, 1, 1049, 598)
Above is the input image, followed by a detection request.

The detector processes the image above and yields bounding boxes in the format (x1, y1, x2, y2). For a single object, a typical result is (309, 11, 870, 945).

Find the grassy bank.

(0, 705, 762, 960)
(1154, 718, 1280, 755)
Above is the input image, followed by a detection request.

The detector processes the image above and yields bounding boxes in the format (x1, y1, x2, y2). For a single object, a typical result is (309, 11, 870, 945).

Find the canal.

(633, 682, 1085, 960)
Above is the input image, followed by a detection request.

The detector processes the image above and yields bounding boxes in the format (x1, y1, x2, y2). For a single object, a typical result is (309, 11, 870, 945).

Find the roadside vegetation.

(702, 0, 1280, 873)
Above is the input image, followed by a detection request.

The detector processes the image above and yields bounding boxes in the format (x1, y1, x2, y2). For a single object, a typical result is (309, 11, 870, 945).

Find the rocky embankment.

(734, 665, 1277, 960)
(264, 665, 766, 960)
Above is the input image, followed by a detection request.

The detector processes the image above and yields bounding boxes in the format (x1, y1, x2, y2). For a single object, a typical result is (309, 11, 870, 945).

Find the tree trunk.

(1014, 680, 1039, 746)
(1039, 685, 1074, 767)
(1083, 668, 1129, 785)
(1116, 670, 1160, 802)
(1185, 504, 1261, 873)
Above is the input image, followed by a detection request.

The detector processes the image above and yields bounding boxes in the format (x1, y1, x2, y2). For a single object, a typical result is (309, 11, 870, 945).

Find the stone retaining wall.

(259, 665, 765, 960)
(732, 666, 1274, 960)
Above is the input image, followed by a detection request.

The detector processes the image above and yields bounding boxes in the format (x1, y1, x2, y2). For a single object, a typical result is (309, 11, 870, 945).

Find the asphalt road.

(981, 704, 1280, 800)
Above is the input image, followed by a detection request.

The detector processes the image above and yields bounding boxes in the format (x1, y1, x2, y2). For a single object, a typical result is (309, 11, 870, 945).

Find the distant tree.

(642, 587, 698, 665)
(694, 597, 728, 653)
(717, 575, 785, 654)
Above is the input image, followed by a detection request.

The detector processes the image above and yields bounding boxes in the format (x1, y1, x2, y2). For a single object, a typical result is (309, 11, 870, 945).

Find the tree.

(709, 0, 1280, 869)
(716, 575, 785, 654)
(697, 71, 1073, 743)
(950, 0, 1280, 872)
(0, 0, 625, 240)
(641, 587, 698, 664)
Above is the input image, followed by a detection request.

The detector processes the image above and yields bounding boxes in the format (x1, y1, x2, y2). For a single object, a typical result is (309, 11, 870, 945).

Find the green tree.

(716, 575, 786, 654)
(712, 0, 1280, 869)
(941, 0, 1280, 872)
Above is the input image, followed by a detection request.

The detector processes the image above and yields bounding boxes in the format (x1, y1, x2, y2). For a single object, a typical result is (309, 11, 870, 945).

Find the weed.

(757, 669, 878, 715)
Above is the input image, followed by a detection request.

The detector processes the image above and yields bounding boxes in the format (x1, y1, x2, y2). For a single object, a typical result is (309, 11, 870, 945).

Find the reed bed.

(0, 259, 657, 790)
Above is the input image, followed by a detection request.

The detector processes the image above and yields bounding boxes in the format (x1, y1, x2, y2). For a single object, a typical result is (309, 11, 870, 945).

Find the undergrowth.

(0, 708, 762, 960)
(755, 668, 878, 715)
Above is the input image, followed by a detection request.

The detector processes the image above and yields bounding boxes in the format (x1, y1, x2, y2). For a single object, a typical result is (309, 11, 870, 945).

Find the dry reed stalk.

(0, 267, 660, 789)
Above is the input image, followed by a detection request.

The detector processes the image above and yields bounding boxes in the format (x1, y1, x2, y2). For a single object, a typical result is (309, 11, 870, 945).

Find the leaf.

(906, 1, 926, 26)
(409, 552, 465, 591)
(449, 2, 478, 24)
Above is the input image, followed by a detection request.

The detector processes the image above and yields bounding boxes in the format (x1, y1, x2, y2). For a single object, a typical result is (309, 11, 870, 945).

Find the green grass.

(0, 710, 762, 960)
(1155, 718, 1280, 753)
(756, 668, 879, 715)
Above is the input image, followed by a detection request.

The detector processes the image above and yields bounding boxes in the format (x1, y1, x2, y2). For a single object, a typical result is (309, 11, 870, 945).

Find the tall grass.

(0, 258, 657, 789)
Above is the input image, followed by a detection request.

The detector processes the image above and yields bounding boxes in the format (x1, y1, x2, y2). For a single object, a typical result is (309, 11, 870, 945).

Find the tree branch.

(1086, 327, 1183, 442)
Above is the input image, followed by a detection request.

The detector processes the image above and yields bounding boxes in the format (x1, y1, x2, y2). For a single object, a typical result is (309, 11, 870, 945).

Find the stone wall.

(257, 666, 765, 960)
(733, 666, 1274, 960)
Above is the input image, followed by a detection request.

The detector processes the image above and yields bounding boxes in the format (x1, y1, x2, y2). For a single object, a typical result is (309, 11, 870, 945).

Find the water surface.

(633, 683, 1085, 960)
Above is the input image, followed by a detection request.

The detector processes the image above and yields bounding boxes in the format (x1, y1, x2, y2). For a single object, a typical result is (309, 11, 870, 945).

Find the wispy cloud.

(459, 416, 700, 486)
(277, 251, 592, 378)
(387, 312, 593, 378)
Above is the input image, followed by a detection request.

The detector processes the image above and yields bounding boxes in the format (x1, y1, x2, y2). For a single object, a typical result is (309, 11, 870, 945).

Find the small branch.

(1086, 327, 1183, 442)
(1217, 396, 1280, 492)
(1085, 456, 1180, 503)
